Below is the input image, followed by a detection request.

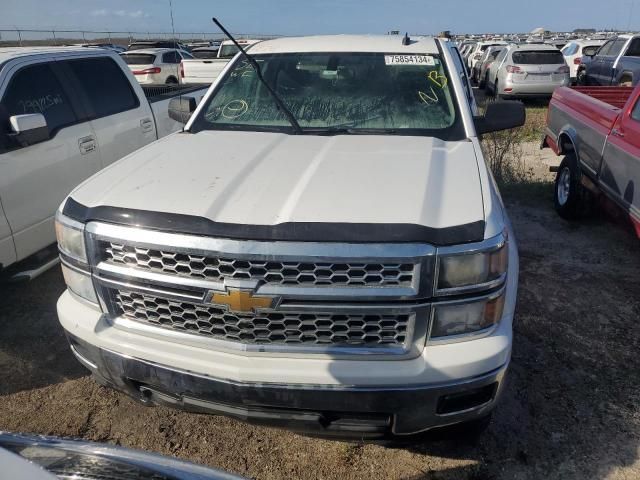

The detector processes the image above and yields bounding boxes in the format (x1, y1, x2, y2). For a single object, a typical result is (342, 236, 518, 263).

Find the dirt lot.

(1, 146, 640, 479)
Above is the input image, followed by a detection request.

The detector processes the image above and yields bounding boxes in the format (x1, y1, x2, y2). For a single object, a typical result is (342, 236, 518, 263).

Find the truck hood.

(68, 131, 486, 244)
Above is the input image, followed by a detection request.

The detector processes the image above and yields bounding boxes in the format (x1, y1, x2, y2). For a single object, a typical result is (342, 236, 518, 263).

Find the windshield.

(192, 50, 219, 59)
(191, 52, 463, 138)
(121, 53, 156, 65)
(219, 44, 240, 58)
(512, 50, 565, 64)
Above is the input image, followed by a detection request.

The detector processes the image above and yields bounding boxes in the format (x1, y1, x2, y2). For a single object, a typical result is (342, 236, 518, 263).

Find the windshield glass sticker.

(222, 99, 249, 119)
(418, 87, 439, 104)
(427, 70, 448, 88)
(385, 55, 435, 66)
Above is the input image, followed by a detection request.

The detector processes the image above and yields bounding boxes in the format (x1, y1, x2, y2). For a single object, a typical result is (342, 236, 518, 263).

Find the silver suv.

(486, 44, 570, 99)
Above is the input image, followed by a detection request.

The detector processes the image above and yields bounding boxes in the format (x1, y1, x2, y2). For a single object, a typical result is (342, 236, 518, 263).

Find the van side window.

(2, 63, 77, 136)
(63, 57, 139, 119)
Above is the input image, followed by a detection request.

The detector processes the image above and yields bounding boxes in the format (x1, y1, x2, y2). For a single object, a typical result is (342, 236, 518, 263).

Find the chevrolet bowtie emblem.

(210, 289, 275, 313)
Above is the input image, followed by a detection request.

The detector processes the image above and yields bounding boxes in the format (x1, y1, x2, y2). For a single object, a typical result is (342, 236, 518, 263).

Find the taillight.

(180, 61, 184, 78)
(132, 67, 161, 75)
(573, 57, 582, 65)
(506, 65, 522, 74)
(555, 65, 570, 74)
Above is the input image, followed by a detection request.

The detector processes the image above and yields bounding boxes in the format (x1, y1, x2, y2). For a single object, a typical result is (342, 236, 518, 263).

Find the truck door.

(603, 39, 628, 85)
(599, 96, 640, 221)
(0, 196, 16, 268)
(59, 56, 157, 168)
(0, 60, 101, 261)
(589, 40, 612, 85)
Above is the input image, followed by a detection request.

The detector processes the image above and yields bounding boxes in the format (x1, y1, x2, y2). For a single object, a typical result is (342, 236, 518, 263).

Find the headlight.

(56, 207, 97, 305)
(55, 211, 87, 263)
(61, 263, 98, 304)
(431, 289, 505, 339)
(435, 233, 507, 295)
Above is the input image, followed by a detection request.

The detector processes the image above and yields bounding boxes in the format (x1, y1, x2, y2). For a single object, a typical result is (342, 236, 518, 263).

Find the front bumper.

(67, 333, 508, 438)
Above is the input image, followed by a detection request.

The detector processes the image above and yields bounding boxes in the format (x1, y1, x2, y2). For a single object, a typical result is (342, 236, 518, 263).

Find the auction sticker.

(385, 55, 435, 66)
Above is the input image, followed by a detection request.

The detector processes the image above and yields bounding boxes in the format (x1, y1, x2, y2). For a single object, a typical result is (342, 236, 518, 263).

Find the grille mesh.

(104, 243, 415, 287)
(114, 290, 411, 347)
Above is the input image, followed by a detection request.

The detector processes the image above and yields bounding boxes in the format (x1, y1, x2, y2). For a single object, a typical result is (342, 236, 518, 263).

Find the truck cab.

(55, 35, 524, 438)
(0, 47, 208, 277)
(585, 35, 640, 86)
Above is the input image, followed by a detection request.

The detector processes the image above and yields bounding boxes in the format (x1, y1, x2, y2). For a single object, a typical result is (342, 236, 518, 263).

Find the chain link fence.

(0, 29, 281, 47)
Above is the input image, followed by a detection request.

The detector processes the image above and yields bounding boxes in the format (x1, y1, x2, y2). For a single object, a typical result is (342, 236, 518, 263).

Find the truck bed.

(551, 86, 633, 132)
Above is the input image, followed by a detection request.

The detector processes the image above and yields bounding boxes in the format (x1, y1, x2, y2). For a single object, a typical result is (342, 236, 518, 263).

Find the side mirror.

(168, 96, 197, 123)
(474, 101, 525, 135)
(9, 113, 49, 147)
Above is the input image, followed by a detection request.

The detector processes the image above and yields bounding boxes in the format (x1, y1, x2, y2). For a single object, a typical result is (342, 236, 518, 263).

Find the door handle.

(140, 118, 154, 133)
(78, 135, 96, 155)
(611, 128, 625, 138)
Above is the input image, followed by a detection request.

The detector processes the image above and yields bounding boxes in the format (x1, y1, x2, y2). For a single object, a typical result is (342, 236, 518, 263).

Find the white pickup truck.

(0, 47, 208, 278)
(181, 39, 261, 84)
(56, 35, 524, 438)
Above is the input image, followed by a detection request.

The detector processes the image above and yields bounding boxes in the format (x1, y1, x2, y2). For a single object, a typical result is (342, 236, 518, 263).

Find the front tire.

(554, 152, 592, 219)
(165, 76, 178, 85)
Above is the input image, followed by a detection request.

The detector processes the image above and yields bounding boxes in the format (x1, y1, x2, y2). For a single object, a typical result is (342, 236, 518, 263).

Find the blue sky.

(2, 0, 639, 35)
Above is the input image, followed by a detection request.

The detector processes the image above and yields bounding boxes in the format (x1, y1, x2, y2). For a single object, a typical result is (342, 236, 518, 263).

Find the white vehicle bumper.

(58, 289, 512, 436)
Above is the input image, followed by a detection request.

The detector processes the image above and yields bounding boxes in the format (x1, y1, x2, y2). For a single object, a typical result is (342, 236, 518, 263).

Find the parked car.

(0, 432, 245, 479)
(477, 45, 505, 87)
(486, 43, 570, 99)
(561, 40, 605, 84)
(181, 39, 261, 84)
(55, 34, 524, 439)
(0, 46, 208, 277)
(467, 41, 507, 73)
(127, 40, 190, 52)
(582, 34, 640, 86)
(543, 84, 640, 235)
(121, 48, 194, 84)
(82, 43, 126, 53)
(460, 42, 477, 62)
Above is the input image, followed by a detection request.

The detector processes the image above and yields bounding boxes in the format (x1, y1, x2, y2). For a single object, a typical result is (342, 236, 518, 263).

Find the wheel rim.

(557, 167, 571, 205)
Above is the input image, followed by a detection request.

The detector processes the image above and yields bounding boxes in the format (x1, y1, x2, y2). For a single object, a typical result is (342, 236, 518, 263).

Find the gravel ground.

(1, 163, 639, 479)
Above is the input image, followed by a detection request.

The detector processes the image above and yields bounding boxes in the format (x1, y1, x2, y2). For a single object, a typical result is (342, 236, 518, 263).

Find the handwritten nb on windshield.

(18, 93, 64, 115)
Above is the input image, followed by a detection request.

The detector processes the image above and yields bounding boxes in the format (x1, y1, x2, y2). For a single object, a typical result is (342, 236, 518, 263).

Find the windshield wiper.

(303, 127, 399, 135)
(212, 18, 303, 135)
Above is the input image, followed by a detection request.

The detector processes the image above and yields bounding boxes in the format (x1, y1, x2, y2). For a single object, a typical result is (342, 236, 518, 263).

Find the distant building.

(573, 28, 597, 34)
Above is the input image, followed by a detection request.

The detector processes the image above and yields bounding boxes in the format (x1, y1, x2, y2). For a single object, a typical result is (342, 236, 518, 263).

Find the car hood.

(68, 131, 485, 243)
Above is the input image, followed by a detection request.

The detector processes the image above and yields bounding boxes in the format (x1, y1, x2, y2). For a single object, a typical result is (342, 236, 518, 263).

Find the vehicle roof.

(120, 48, 179, 55)
(0, 46, 112, 64)
(249, 35, 440, 54)
(192, 46, 220, 51)
(220, 39, 261, 46)
(509, 43, 561, 51)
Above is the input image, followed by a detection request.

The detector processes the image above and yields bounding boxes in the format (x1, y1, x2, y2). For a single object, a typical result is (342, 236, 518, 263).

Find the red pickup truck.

(543, 85, 640, 235)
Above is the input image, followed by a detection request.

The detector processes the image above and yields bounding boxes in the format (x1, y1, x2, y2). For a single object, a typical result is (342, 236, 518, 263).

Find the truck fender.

(556, 127, 580, 159)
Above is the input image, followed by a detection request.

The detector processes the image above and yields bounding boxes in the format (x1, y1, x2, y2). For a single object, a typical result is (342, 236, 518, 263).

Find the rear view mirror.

(9, 113, 49, 147)
(168, 96, 197, 123)
(474, 101, 526, 135)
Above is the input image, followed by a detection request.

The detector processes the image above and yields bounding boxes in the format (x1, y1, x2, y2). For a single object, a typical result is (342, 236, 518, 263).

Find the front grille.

(113, 290, 412, 348)
(104, 242, 415, 287)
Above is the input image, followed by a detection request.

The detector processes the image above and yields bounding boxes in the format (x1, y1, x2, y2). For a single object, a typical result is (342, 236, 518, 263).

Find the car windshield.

(219, 44, 240, 58)
(120, 53, 156, 65)
(512, 50, 565, 64)
(191, 52, 462, 138)
(192, 50, 219, 59)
